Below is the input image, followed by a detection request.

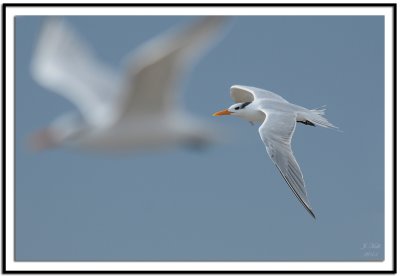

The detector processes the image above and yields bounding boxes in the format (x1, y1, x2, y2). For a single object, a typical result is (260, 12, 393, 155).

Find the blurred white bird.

(30, 17, 226, 151)
(213, 85, 338, 218)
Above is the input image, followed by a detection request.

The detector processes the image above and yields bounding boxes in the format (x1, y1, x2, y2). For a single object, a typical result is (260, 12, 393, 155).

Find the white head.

(213, 102, 251, 115)
(213, 101, 264, 123)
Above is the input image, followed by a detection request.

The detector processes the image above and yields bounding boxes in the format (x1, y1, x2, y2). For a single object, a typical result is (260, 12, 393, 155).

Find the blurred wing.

(119, 16, 226, 116)
(258, 111, 315, 218)
(31, 18, 119, 127)
(230, 85, 289, 103)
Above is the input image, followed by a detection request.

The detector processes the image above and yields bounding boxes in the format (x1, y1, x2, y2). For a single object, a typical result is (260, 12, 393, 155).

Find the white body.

(73, 113, 214, 151)
(216, 85, 338, 218)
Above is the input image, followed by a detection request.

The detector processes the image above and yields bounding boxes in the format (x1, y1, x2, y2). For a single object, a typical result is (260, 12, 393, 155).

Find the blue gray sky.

(15, 16, 384, 261)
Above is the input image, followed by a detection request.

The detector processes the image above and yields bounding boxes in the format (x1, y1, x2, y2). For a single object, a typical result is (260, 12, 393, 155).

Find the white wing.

(258, 111, 315, 218)
(118, 17, 226, 116)
(230, 85, 289, 103)
(31, 18, 119, 127)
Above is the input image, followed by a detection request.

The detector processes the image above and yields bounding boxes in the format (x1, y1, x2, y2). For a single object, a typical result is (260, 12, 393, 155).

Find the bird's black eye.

(234, 106, 240, 110)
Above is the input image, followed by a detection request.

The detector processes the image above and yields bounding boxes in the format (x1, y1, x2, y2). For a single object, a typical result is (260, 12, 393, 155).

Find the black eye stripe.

(233, 102, 251, 111)
(240, 102, 251, 109)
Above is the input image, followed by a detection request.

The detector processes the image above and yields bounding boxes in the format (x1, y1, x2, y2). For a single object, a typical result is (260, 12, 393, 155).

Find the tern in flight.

(30, 17, 226, 151)
(213, 85, 338, 218)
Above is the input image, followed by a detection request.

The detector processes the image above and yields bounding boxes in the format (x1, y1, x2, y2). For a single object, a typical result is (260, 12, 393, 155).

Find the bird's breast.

(76, 115, 194, 151)
(239, 109, 266, 123)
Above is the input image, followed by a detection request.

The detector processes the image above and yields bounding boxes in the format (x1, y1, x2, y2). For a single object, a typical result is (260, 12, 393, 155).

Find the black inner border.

(2, 3, 397, 274)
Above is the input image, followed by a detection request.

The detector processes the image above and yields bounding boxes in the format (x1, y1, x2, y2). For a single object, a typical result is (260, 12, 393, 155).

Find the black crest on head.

(240, 102, 251, 109)
(234, 101, 252, 110)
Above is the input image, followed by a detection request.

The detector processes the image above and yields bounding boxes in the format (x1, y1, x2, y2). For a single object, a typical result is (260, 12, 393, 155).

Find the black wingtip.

(300, 201, 316, 220)
(308, 209, 316, 220)
(274, 165, 316, 220)
(302, 200, 316, 219)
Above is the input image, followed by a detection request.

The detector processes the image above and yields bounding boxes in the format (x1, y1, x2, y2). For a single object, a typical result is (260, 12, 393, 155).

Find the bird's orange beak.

(212, 109, 232, 116)
(29, 128, 57, 151)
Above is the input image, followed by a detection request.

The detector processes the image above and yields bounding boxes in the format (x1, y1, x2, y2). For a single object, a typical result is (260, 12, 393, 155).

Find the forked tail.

(305, 106, 339, 130)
